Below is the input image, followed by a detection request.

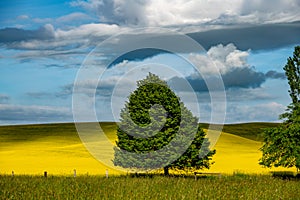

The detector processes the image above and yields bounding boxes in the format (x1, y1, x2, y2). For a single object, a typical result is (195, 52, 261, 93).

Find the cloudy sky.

(0, 0, 300, 125)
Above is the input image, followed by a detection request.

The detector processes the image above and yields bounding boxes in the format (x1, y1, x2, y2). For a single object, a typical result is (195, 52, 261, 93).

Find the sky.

(0, 0, 300, 125)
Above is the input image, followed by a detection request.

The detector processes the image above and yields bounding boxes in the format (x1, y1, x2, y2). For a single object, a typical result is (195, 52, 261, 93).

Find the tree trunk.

(164, 166, 169, 176)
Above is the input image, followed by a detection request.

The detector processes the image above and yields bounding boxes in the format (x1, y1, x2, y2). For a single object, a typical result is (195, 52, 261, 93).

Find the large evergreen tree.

(113, 73, 215, 175)
(260, 46, 300, 170)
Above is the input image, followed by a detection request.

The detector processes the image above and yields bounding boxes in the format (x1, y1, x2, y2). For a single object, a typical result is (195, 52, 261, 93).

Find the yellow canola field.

(204, 131, 291, 174)
(0, 138, 120, 175)
(0, 129, 294, 175)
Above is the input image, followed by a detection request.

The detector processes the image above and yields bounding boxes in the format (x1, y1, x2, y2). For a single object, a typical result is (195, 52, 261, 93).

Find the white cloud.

(226, 102, 285, 123)
(71, 0, 300, 27)
(32, 12, 94, 26)
(146, 0, 242, 26)
(0, 104, 72, 123)
(7, 23, 126, 57)
(17, 15, 29, 20)
(70, 0, 106, 12)
(240, 0, 300, 17)
(189, 43, 250, 75)
(71, 0, 242, 26)
(56, 12, 92, 23)
(0, 94, 10, 104)
(33, 17, 53, 24)
(71, 0, 149, 25)
(226, 87, 273, 101)
(55, 23, 124, 39)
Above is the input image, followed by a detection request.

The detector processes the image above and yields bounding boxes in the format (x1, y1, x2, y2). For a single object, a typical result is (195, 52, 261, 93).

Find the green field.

(200, 122, 281, 141)
(0, 122, 295, 175)
(1, 174, 300, 200)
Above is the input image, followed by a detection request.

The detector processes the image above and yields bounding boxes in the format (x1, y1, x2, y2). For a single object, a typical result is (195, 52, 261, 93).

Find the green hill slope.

(0, 122, 279, 143)
(200, 122, 281, 141)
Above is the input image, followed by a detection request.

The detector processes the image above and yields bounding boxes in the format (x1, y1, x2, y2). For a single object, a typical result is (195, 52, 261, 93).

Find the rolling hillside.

(200, 122, 281, 141)
(0, 122, 292, 175)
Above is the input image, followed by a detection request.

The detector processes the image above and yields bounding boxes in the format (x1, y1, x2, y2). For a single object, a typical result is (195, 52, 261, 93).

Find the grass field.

(0, 122, 295, 175)
(1, 174, 300, 200)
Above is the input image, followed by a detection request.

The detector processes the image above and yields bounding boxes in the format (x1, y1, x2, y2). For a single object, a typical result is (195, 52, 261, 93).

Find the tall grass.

(1, 175, 299, 200)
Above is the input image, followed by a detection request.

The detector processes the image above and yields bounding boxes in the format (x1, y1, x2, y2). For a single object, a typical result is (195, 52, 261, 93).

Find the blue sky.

(0, 0, 300, 125)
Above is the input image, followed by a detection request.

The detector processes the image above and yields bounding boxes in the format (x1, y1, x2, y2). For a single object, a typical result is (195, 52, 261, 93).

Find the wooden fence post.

(74, 169, 76, 177)
(44, 171, 47, 178)
(105, 169, 108, 178)
(12, 171, 14, 177)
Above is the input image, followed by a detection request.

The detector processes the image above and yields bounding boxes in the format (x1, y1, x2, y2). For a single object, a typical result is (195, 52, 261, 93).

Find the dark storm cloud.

(1, 21, 299, 61)
(0, 24, 55, 43)
(57, 67, 285, 99)
(45, 64, 66, 68)
(265, 70, 286, 79)
(109, 48, 170, 67)
(187, 22, 300, 51)
(169, 69, 285, 92)
(44, 63, 80, 69)
(96, 22, 300, 65)
(222, 68, 265, 89)
(91, 32, 206, 66)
